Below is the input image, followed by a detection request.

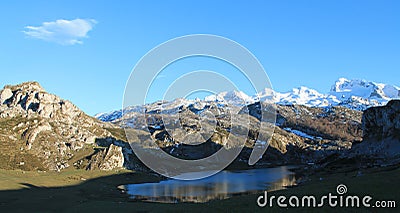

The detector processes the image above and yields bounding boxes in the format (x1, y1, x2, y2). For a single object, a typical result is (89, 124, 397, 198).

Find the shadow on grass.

(0, 172, 163, 212)
(0, 167, 399, 213)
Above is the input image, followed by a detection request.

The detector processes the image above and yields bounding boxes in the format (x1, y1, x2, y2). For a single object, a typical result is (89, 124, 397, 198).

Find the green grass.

(0, 166, 398, 212)
(0, 168, 130, 190)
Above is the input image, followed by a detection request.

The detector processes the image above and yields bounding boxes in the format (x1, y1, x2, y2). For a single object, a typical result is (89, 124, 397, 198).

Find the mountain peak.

(4, 81, 45, 93)
(0, 81, 123, 172)
(204, 90, 254, 104)
(291, 86, 321, 95)
(331, 77, 360, 93)
(329, 78, 400, 101)
(0, 81, 80, 119)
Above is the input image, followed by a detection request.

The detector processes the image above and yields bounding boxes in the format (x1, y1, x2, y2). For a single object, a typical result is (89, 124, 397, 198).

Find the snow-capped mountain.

(273, 86, 338, 107)
(204, 90, 254, 104)
(329, 78, 400, 108)
(331, 78, 400, 99)
(95, 105, 145, 122)
(326, 78, 400, 110)
(204, 78, 399, 110)
(96, 78, 400, 122)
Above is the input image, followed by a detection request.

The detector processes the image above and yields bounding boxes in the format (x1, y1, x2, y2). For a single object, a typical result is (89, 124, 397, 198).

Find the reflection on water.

(121, 166, 296, 203)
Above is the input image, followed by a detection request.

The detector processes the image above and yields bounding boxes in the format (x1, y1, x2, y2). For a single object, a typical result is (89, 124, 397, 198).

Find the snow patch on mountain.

(95, 105, 144, 122)
(274, 86, 339, 107)
(205, 90, 254, 105)
(96, 78, 400, 122)
(283, 128, 317, 140)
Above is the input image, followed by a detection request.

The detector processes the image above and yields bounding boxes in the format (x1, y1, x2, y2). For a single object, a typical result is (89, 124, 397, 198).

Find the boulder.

(0, 88, 13, 104)
(87, 144, 125, 171)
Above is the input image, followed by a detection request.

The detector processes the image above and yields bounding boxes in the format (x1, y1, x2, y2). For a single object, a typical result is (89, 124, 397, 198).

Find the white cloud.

(23, 18, 97, 45)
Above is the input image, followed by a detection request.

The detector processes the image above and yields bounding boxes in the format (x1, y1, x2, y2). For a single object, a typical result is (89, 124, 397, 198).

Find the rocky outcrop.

(87, 144, 124, 171)
(0, 82, 131, 171)
(0, 82, 81, 119)
(362, 100, 400, 139)
(347, 100, 400, 165)
(0, 88, 13, 104)
(22, 121, 52, 150)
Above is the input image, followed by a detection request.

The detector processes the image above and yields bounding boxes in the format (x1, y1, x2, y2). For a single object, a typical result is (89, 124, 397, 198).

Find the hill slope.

(0, 82, 132, 171)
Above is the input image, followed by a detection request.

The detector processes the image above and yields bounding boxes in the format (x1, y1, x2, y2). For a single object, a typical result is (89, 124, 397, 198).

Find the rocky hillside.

(362, 100, 400, 139)
(315, 100, 400, 172)
(0, 82, 137, 171)
(347, 100, 400, 164)
(110, 98, 364, 166)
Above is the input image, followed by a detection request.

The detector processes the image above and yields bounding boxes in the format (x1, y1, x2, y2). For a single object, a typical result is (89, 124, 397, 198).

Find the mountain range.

(1, 79, 399, 172)
(97, 78, 400, 122)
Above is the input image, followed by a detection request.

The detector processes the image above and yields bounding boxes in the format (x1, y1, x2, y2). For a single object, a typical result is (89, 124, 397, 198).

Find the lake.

(120, 166, 297, 203)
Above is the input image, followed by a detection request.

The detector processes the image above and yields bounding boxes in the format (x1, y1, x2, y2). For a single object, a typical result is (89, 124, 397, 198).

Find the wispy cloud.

(23, 18, 97, 45)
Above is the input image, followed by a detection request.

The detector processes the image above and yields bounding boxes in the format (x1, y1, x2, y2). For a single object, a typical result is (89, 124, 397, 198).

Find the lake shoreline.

(121, 166, 298, 203)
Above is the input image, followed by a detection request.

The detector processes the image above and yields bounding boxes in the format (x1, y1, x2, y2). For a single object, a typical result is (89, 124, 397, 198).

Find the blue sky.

(0, 0, 399, 115)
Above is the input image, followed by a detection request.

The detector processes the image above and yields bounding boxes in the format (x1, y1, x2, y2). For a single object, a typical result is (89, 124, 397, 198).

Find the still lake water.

(121, 166, 297, 203)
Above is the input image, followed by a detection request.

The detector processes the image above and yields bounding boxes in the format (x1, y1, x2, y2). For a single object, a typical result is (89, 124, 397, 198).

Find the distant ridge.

(96, 78, 400, 122)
